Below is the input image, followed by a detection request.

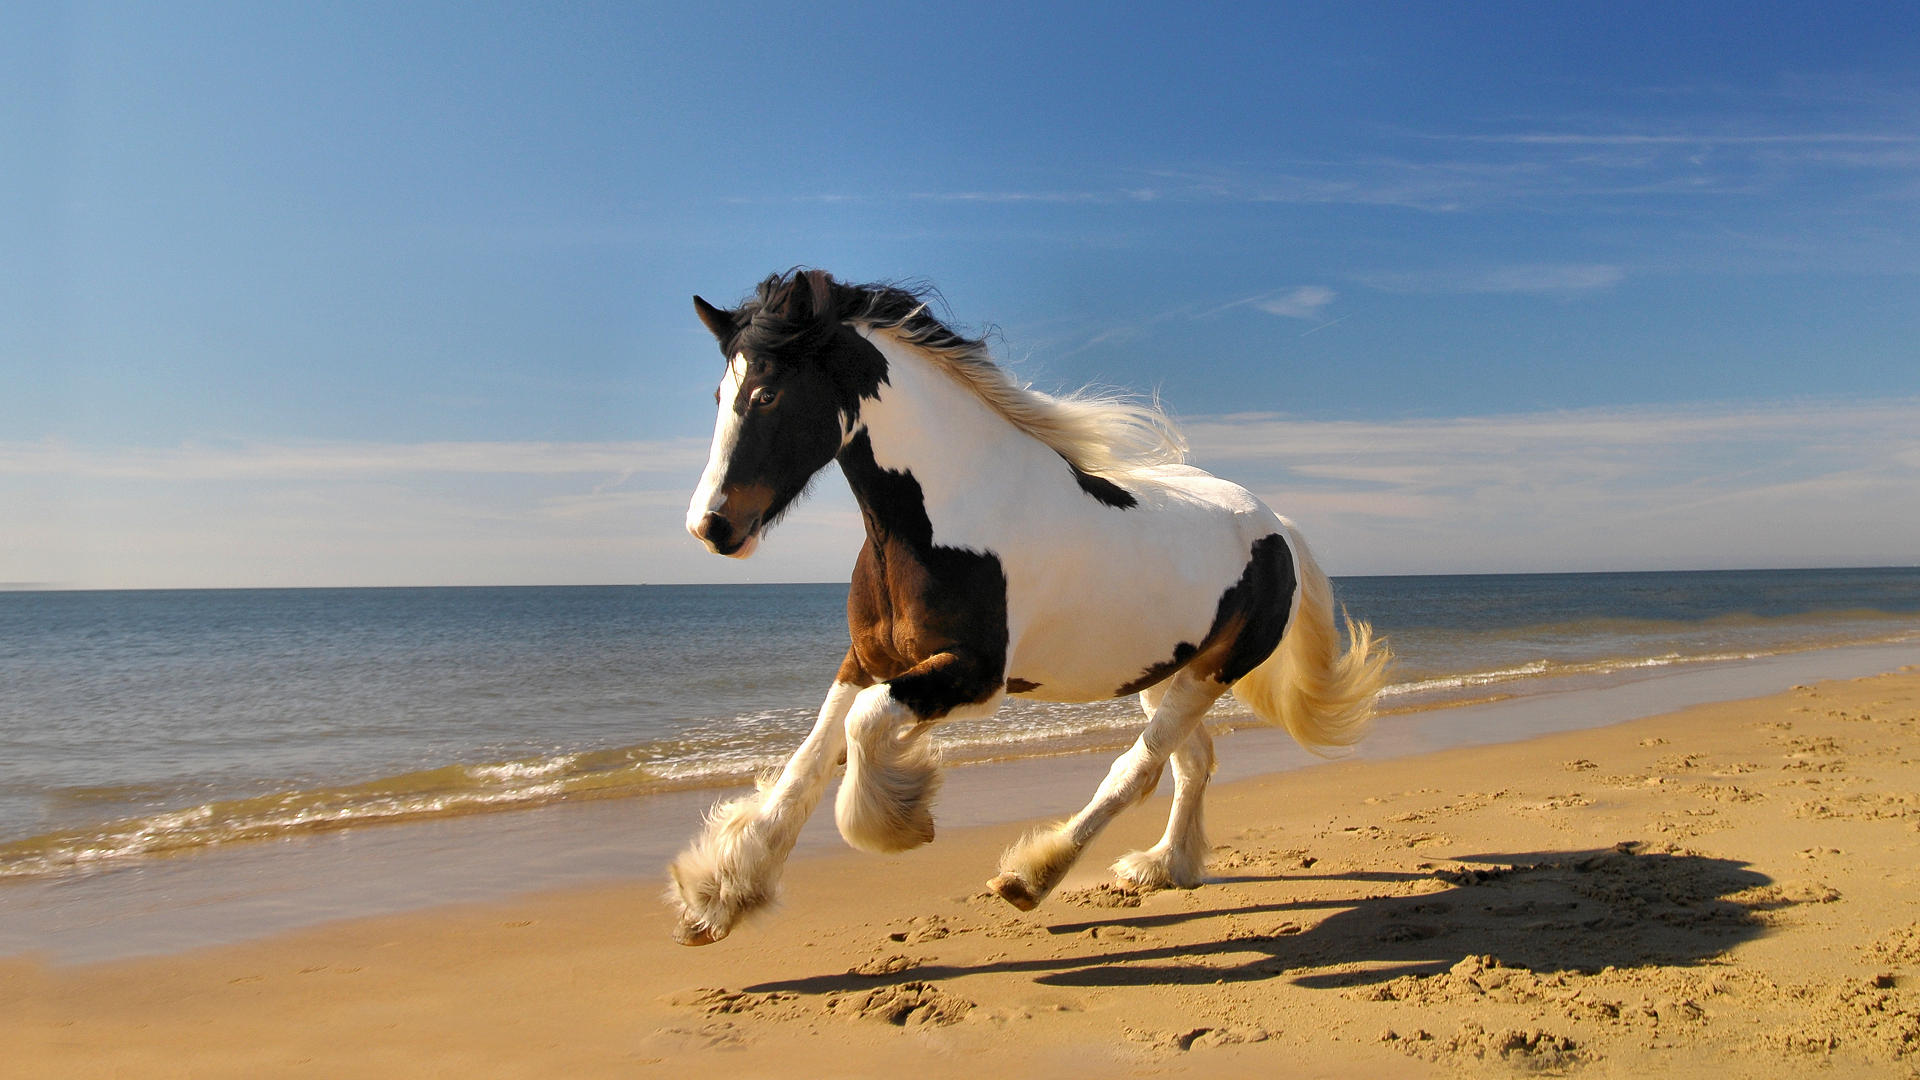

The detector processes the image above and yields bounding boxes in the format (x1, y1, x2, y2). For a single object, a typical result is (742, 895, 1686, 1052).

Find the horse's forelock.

(735, 269, 939, 343)
(733, 270, 832, 355)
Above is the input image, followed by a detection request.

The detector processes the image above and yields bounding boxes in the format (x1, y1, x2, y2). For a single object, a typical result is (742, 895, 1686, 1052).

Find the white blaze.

(686, 355, 749, 537)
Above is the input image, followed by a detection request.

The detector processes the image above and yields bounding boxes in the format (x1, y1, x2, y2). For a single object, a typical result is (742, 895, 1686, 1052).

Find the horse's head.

(685, 270, 886, 558)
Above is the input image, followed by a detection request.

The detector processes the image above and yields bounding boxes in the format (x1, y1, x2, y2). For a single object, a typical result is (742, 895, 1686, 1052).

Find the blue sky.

(4, 2, 1918, 587)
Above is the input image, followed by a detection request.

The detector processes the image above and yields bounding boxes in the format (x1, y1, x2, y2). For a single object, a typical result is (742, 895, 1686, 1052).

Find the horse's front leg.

(666, 675, 859, 946)
(834, 650, 1003, 853)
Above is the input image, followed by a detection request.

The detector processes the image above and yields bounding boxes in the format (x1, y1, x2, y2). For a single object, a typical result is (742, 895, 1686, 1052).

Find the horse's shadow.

(746, 846, 1781, 995)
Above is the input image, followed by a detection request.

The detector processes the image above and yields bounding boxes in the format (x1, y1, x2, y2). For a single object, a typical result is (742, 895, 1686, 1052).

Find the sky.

(3, 2, 1918, 587)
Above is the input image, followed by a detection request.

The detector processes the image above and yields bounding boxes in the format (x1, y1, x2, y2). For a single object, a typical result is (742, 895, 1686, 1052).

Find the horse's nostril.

(694, 512, 733, 546)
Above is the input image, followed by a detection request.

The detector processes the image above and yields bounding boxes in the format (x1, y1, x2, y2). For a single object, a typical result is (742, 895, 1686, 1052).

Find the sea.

(4, 568, 1919, 882)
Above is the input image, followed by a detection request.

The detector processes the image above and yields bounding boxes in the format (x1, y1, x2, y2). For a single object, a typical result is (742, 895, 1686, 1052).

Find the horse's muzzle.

(690, 511, 760, 558)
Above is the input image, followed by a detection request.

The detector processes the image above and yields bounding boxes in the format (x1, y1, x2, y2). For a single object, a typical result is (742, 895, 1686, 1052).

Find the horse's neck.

(846, 336, 1049, 525)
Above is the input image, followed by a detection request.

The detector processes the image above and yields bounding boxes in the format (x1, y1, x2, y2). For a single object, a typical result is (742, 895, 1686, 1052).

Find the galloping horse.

(667, 269, 1388, 945)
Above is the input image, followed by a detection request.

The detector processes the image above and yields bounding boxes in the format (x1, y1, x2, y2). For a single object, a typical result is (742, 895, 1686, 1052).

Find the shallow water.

(2, 568, 1917, 879)
(3, 640, 1913, 965)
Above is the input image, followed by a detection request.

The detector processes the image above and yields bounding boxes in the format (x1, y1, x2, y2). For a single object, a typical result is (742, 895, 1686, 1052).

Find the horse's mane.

(734, 269, 1188, 477)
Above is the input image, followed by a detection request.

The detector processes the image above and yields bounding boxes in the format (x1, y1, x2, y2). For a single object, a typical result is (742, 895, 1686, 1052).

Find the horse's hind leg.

(988, 672, 1222, 910)
(1112, 724, 1214, 890)
(667, 679, 858, 945)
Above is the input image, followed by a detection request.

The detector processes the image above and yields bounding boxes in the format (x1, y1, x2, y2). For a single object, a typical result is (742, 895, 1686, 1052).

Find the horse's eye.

(750, 387, 779, 409)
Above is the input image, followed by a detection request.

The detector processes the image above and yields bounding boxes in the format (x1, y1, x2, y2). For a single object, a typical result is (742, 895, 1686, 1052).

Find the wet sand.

(7, 662, 1920, 1077)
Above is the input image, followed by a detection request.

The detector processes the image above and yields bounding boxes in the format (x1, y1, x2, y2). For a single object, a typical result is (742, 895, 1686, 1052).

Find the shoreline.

(10, 574, 1917, 883)
(6, 658, 1919, 1076)
(17, 627, 1913, 882)
(2, 639, 1914, 968)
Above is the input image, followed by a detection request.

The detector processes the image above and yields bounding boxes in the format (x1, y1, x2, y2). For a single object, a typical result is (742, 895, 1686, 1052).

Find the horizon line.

(6, 562, 1916, 594)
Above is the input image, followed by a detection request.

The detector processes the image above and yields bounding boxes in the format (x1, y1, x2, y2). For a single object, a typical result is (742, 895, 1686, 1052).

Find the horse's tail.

(1230, 521, 1390, 753)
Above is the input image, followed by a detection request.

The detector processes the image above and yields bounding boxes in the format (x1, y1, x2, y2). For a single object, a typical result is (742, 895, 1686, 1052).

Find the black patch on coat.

(820, 325, 890, 420)
(838, 430, 936, 549)
(1066, 460, 1138, 509)
(1210, 533, 1298, 684)
(1116, 642, 1198, 697)
(1005, 678, 1041, 695)
(838, 431, 1009, 721)
(1110, 533, 1297, 696)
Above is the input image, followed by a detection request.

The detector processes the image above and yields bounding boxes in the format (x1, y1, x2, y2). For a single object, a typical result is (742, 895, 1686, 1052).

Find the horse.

(666, 269, 1389, 946)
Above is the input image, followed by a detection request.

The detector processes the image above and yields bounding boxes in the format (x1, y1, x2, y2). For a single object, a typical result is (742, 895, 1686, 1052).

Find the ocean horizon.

(8, 562, 1919, 592)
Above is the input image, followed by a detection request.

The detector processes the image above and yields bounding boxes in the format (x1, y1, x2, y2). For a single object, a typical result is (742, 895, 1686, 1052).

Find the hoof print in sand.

(660, 987, 798, 1017)
(1127, 1024, 1271, 1052)
(1422, 1021, 1584, 1068)
(826, 981, 974, 1026)
(1059, 883, 1143, 908)
(1867, 922, 1920, 967)
(850, 953, 921, 977)
(886, 915, 962, 944)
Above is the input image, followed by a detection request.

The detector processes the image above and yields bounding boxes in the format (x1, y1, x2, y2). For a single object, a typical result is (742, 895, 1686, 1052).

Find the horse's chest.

(844, 535, 1011, 688)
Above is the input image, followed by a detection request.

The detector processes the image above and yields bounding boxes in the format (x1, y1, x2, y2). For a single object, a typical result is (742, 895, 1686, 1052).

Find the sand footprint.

(1057, 883, 1143, 908)
(1126, 1024, 1272, 1052)
(824, 982, 974, 1026)
(886, 914, 964, 944)
(849, 953, 921, 977)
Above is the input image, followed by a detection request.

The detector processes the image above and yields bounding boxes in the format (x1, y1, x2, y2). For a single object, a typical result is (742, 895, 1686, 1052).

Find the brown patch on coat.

(836, 431, 1008, 721)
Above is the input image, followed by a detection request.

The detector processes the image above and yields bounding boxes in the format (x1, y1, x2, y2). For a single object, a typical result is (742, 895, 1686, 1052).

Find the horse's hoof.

(987, 872, 1040, 912)
(1112, 848, 1201, 892)
(673, 920, 727, 946)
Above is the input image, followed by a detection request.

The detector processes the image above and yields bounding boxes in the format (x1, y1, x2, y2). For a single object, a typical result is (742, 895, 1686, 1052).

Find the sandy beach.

(7, 664, 1920, 1078)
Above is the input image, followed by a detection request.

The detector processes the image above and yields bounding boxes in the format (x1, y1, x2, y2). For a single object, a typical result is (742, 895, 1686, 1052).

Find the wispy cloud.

(1437, 132, 1920, 147)
(1356, 263, 1626, 295)
(1186, 399, 1920, 466)
(1185, 399, 1920, 573)
(1255, 286, 1338, 319)
(0, 438, 709, 481)
(6, 400, 1917, 586)
(718, 112, 1920, 220)
(1138, 163, 1519, 213)
(1203, 286, 1340, 321)
(909, 189, 1161, 204)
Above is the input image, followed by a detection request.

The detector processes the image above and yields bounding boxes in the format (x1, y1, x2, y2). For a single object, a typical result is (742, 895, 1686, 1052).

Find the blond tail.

(1230, 524, 1390, 753)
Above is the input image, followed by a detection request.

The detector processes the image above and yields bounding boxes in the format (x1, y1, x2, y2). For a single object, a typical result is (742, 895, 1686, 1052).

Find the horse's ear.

(802, 269, 834, 323)
(693, 295, 736, 344)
